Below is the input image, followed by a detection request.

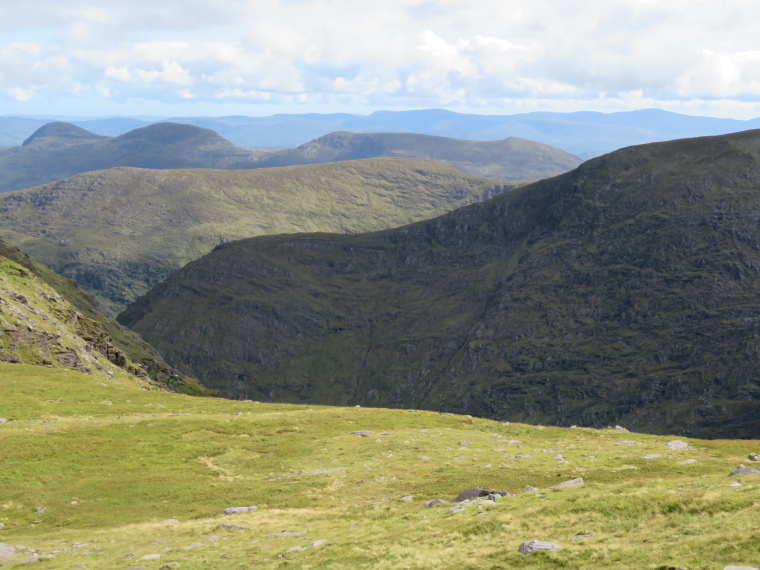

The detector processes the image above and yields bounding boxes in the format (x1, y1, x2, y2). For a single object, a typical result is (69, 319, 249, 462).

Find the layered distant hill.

(252, 131, 581, 180)
(4, 108, 760, 157)
(0, 159, 513, 314)
(119, 129, 760, 439)
(0, 122, 265, 193)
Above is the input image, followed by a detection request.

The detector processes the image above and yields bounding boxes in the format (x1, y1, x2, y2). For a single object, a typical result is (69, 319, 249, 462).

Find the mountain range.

(0, 158, 514, 314)
(0, 121, 579, 193)
(119, 128, 760, 439)
(4, 108, 760, 157)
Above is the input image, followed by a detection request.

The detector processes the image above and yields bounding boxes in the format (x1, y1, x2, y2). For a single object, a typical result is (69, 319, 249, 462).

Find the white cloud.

(2, 0, 760, 117)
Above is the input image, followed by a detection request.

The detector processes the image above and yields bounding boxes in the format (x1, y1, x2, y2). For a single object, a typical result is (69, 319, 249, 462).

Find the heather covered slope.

(251, 131, 582, 180)
(0, 158, 513, 314)
(120, 129, 760, 439)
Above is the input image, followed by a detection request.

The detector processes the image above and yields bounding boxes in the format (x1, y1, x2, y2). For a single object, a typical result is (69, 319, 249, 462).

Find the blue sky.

(2, 0, 760, 118)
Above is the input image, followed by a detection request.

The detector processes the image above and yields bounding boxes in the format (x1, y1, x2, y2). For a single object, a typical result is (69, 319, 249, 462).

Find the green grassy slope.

(0, 364, 758, 569)
(0, 238, 211, 395)
(253, 131, 583, 180)
(120, 129, 760, 439)
(0, 158, 514, 315)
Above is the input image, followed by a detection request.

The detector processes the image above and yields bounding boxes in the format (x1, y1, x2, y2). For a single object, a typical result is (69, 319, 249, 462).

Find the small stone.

(101, 401, 112, 405)
(288, 546, 307, 552)
(677, 459, 697, 465)
(459, 441, 472, 446)
(217, 524, 246, 531)
(723, 566, 759, 570)
(664, 440, 692, 450)
(525, 485, 538, 492)
(621, 465, 637, 469)
(163, 519, 179, 524)
(453, 456, 466, 462)
(454, 488, 487, 502)
(729, 464, 760, 477)
(518, 540, 562, 555)
(138, 554, 161, 561)
(619, 441, 638, 446)
(420, 456, 430, 461)
(351, 431, 372, 437)
(642, 454, 662, 459)
(550, 478, 584, 490)
(400, 495, 413, 502)
(553, 454, 564, 460)
(515, 454, 533, 459)
(748, 453, 760, 461)
(614, 426, 630, 432)
(425, 499, 450, 508)
(0, 418, 7, 424)
(569, 534, 594, 540)
(268, 531, 305, 538)
(308, 539, 328, 548)
(223, 506, 257, 515)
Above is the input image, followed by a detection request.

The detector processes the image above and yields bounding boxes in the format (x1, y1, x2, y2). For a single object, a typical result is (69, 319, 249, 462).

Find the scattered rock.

(621, 465, 637, 470)
(101, 401, 112, 405)
(217, 524, 246, 531)
(269, 531, 305, 538)
(677, 459, 697, 465)
(351, 431, 372, 437)
(550, 478, 584, 490)
(459, 441, 472, 446)
(453, 488, 509, 502)
(728, 464, 760, 477)
(0, 543, 16, 560)
(420, 456, 429, 461)
(643, 454, 662, 459)
(664, 440, 692, 450)
(614, 426, 630, 432)
(163, 519, 179, 524)
(569, 534, 594, 540)
(525, 485, 538, 492)
(515, 454, 533, 459)
(723, 566, 759, 570)
(308, 539, 328, 548)
(553, 454, 565, 460)
(748, 453, 760, 461)
(0, 418, 7, 424)
(400, 495, 413, 502)
(619, 441, 638, 446)
(518, 540, 562, 555)
(288, 546, 307, 552)
(223, 506, 257, 515)
(425, 499, 450, 508)
(138, 554, 161, 561)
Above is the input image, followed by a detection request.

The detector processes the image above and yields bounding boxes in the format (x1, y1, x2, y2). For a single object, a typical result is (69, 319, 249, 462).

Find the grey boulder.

(518, 540, 562, 555)
(728, 464, 760, 477)
(223, 506, 257, 515)
(549, 478, 584, 490)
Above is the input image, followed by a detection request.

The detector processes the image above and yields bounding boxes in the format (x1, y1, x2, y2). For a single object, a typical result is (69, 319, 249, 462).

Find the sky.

(2, 0, 760, 119)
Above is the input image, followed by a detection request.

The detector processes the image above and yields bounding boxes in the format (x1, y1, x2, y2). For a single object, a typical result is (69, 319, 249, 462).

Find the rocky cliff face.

(120, 130, 760, 438)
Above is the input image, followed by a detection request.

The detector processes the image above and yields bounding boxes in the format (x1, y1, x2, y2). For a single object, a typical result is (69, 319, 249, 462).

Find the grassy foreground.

(0, 363, 758, 569)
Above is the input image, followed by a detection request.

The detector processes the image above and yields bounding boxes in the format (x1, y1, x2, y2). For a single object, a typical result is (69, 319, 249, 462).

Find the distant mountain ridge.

(253, 131, 581, 180)
(0, 159, 515, 314)
(119, 129, 760, 439)
(0, 121, 577, 193)
(0, 121, 265, 193)
(3, 108, 760, 157)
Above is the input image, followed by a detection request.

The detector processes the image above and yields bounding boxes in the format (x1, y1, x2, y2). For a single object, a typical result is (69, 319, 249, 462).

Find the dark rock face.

(120, 130, 760, 438)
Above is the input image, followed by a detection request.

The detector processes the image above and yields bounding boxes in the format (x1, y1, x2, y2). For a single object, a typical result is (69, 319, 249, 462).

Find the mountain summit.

(120, 129, 760, 438)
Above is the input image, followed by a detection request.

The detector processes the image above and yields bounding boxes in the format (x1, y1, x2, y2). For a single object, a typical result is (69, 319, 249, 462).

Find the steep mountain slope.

(0, 122, 264, 193)
(0, 159, 513, 314)
(251, 132, 582, 180)
(120, 129, 760, 439)
(0, 237, 209, 394)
